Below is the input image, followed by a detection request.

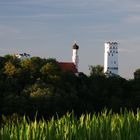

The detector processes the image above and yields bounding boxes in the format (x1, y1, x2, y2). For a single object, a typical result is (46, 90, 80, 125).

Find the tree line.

(0, 55, 140, 118)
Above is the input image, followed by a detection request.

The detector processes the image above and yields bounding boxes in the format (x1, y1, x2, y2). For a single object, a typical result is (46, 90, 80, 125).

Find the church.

(58, 43, 79, 74)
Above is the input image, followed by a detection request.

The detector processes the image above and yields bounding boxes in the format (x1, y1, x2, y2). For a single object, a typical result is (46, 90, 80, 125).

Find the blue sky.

(0, 0, 140, 78)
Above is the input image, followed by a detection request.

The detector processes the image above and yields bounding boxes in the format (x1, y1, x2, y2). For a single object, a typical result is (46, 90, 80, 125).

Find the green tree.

(22, 82, 53, 98)
(0, 56, 6, 69)
(19, 58, 41, 85)
(134, 68, 140, 79)
(3, 62, 22, 93)
(40, 62, 61, 83)
(4, 62, 20, 77)
(89, 65, 104, 77)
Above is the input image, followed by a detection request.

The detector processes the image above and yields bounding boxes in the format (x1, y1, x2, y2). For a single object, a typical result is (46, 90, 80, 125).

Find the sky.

(0, 0, 140, 78)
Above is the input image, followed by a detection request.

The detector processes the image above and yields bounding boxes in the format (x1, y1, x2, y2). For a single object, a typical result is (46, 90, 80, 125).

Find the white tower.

(72, 43, 79, 71)
(104, 42, 118, 76)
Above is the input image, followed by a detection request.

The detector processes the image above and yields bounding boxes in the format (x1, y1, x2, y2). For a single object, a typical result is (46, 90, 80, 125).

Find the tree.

(0, 57, 6, 69)
(4, 62, 20, 77)
(19, 58, 42, 85)
(134, 69, 140, 79)
(22, 82, 53, 98)
(40, 61, 61, 83)
(89, 65, 104, 77)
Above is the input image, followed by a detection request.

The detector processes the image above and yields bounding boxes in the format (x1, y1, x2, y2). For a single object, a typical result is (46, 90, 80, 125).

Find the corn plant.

(1, 109, 140, 140)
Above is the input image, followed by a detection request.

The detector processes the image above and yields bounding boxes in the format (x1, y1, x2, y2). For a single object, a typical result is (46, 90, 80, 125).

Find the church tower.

(104, 42, 118, 76)
(72, 43, 79, 71)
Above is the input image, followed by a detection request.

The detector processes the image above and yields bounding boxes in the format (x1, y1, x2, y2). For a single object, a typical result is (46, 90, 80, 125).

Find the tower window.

(112, 54, 113, 56)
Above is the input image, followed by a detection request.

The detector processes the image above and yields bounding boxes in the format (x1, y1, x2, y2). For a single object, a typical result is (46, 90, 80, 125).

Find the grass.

(1, 109, 140, 140)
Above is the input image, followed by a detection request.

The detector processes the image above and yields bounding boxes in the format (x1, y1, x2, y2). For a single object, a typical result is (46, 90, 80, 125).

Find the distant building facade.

(104, 42, 118, 76)
(15, 53, 31, 59)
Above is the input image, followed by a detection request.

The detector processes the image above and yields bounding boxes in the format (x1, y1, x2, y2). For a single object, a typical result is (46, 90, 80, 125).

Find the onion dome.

(73, 43, 79, 50)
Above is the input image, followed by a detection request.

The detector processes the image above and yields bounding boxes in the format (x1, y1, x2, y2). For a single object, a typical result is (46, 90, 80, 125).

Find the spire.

(72, 42, 79, 72)
(72, 42, 79, 50)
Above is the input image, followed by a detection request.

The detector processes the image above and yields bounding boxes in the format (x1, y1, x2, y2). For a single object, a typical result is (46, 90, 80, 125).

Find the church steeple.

(72, 42, 79, 71)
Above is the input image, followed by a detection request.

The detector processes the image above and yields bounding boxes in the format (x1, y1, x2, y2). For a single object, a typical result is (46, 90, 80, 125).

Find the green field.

(1, 110, 140, 140)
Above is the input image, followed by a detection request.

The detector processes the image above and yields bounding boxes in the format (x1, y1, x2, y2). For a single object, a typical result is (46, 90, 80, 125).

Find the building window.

(114, 61, 116, 64)
(112, 54, 113, 56)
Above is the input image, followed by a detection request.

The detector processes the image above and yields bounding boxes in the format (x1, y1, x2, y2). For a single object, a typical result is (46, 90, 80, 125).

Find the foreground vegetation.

(1, 110, 140, 140)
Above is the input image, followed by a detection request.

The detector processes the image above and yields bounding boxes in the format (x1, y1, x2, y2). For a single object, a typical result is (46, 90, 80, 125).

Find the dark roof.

(73, 43, 79, 50)
(58, 62, 78, 73)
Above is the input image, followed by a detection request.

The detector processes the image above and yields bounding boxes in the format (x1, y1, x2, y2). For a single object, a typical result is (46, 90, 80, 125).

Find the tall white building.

(104, 42, 118, 76)
(72, 43, 79, 71)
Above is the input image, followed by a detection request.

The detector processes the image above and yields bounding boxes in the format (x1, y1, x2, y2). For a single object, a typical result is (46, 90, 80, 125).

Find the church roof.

(58, 62, 78, 73)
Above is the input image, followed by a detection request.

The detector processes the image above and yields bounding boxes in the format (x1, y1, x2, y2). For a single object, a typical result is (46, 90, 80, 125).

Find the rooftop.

(58, 62, 78, 73)
(72, 43, 79, 50)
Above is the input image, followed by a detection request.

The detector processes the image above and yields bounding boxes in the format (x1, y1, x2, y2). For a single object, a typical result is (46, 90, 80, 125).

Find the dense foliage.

(1, 110, 140, 140)
(0, 55, 140, 118)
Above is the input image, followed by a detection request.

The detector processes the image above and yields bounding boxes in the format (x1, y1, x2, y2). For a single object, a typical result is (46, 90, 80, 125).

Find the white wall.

(72, 49, 79, 70)
(104, 42, 118, 75)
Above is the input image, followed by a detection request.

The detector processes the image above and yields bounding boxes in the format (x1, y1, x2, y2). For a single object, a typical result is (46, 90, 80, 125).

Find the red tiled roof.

(58, 62, 78, 73)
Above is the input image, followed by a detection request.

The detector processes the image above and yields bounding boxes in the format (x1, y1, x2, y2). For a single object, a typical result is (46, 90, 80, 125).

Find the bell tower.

(104, 42, 118, 76)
